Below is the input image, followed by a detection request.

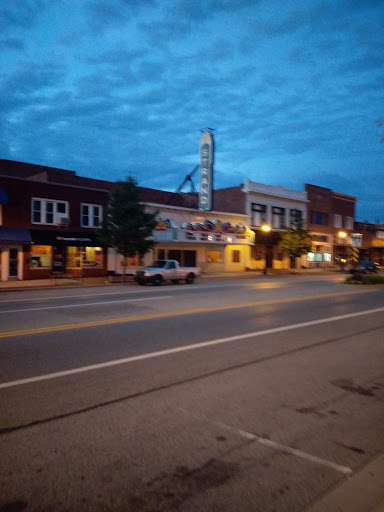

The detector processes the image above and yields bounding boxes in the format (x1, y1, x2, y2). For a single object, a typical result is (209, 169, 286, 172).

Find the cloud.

(0, 38, 24, 51)
(0, 0, 48, 30)
(85, 0, 157, 33)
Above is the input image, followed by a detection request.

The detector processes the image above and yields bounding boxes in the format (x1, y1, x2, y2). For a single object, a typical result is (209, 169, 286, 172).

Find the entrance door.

(9, 248, 18, 277)
(52, 246, 66, 273)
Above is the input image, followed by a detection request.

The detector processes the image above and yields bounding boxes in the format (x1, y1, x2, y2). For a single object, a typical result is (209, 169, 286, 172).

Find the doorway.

(52, 246, 66, 273)
(9, 248, 18, 278)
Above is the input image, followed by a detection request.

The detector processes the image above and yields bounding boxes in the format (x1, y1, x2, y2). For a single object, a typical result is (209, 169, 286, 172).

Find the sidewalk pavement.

(305, 453, 384, 512)
(0, 268, 340, 292)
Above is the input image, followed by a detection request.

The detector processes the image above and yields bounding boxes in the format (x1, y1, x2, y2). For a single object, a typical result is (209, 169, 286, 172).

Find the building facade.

(0, 160, 111, 281)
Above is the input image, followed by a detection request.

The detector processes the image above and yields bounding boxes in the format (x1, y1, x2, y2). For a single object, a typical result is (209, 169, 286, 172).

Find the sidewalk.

(0, 268, 339, 292)
(305, 453, 384, 512)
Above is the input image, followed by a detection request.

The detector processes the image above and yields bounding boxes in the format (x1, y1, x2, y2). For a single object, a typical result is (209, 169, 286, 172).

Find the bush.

(362, 274, 384, 285)
(345, 273, 384, 285)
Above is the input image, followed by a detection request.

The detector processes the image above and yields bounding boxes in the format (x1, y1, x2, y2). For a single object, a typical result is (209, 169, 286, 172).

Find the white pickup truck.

(134, 260, 201, 286)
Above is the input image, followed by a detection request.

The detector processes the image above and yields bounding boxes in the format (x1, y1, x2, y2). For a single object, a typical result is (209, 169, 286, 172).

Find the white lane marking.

(215, 422, 352, 474)
(0, 295, 172, 314)
(1, 305, 384, 389)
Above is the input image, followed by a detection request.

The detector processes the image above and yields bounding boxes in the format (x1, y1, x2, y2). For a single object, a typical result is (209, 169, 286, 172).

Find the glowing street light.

(338, 231, 347, 238)
(261, 224, 271, 274)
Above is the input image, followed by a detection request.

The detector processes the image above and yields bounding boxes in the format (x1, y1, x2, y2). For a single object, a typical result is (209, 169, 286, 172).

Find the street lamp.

(261, 224, 271, 275)
(338, 231, 347, 270)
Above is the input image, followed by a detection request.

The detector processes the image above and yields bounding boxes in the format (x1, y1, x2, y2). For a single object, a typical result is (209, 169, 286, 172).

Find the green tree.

(278, 219, 312, 269)
(98, 177, 158, 276)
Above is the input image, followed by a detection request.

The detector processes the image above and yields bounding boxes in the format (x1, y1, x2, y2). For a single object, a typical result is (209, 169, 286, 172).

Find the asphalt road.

(1, 275, 384, 512)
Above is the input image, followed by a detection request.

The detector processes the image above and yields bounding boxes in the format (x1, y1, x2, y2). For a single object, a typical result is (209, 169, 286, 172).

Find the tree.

(98, 176, 158, 276)
(278, 219, 312, 269)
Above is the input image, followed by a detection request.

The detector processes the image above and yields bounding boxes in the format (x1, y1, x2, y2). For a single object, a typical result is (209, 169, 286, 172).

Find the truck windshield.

(152, 260, 167, 268)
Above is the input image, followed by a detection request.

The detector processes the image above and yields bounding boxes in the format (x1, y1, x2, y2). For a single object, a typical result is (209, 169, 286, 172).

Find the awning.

(0, 228, 31, 245)
(0, 189, 8, 205)
(30, 230, 102, 247)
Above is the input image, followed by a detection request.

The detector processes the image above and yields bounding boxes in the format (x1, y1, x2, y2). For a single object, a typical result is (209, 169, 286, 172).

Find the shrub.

(362, 274, 384, 284)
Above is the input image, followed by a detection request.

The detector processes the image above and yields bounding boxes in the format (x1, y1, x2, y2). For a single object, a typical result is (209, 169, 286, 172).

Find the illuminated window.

(30, 245, 52, 269)
(307, 252, 315, 262)
(207, 250, 223, 263)
(66, 246, 103, 269)
(324, 253, 332, 262)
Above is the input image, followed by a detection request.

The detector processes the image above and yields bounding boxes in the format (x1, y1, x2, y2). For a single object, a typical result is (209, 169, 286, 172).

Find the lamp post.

(261, 224, 271, 275)
(338, 231, 347, 271)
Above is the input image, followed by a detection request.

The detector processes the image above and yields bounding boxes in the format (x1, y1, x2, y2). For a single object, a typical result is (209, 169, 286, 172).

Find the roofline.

(143, 201, 247, 217)
(0, 174, 111, 194)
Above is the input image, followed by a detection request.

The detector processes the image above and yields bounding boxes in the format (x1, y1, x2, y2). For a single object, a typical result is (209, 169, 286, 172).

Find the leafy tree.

(278, 219, 312, 268)
(98, 176, 158, 276)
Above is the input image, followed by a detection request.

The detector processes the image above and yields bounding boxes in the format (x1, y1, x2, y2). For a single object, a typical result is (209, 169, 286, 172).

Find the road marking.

(0, 295, 173, 314)
(0, 289, 377, 338)
(1, 304, 383, 389)
(215, 422, 352, 474)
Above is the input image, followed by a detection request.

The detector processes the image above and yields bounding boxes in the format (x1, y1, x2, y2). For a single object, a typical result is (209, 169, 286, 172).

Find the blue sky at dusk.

(1, 0, 383, 221)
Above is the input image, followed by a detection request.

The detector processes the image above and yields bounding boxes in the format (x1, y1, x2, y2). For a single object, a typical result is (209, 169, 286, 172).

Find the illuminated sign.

(199, 132, 214, 211)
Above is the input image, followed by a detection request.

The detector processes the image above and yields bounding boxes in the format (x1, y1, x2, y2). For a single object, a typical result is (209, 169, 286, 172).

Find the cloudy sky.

(1, 0, 383, 221)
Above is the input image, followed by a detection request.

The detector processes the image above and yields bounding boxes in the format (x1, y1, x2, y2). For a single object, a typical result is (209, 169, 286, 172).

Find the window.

(310, 211, 329, 226)
(81, 204, 102, 228)
(345, 216, 353, 230)
(0, 204, 2, 225)
(272, 207, 285, 229)
(30, 245, 52, 269)
(207, 250, 223, 263)
(290, 209, 302, 225)
(333, 214, 342, 228)
(232, 250, 240, 263)
(31, 198, 69, 225)
(251, 204, 266, 227)
(66, 246, 103, 269)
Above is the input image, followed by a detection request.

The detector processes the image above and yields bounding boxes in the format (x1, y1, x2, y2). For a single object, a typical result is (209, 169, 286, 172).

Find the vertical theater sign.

(199, 131, 214, 211)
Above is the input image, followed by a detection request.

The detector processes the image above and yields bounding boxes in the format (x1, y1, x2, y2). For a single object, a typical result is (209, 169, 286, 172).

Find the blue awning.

(0, 189, 8, 205)
(0, 228, 31, 245)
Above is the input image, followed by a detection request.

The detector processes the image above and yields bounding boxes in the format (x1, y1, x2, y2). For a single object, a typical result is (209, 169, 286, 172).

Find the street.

(1, 275, 384, 512)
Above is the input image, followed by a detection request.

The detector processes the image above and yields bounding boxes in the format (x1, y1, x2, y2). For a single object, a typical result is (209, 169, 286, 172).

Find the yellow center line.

(0, 288, 376, 339)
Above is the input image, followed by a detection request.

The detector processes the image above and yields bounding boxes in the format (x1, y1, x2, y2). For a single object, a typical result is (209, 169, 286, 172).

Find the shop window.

(207, 250, 223, 263)
(66, 246, 103, 269)
(158, 249, 166, 260)
(232, 250, 240, 263)
(315, 253, 323, 262)
(251, 204, 267, 227)
(81, 204, 102, 228)
(307, 252, 315, 262)
(32, 198, 69, 225)
(324, 253, 332, 262)
(30, 245, 52, 269)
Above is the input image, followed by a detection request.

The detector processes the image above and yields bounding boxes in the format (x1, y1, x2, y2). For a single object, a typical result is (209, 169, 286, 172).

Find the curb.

(305, 453, 384, 512)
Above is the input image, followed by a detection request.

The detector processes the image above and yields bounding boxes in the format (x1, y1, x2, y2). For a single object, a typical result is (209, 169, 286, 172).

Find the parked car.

(350, 261, 381, 274)
(134, 259, 201, 285)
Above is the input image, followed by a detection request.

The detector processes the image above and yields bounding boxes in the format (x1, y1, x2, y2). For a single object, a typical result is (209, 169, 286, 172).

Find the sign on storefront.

(199, 132, 214, 211)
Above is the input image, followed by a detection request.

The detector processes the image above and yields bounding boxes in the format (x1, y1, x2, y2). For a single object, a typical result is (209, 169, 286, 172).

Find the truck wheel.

(152, 275, 163, 286)
(186, 273, 194, 284)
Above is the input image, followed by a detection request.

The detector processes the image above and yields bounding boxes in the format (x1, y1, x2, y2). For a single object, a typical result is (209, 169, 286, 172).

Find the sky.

(1, 0, 383, 222)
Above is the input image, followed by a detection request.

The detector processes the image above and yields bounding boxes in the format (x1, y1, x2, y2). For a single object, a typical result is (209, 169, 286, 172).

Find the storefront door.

(9, 248, 18, 277)
(52, 246, 66, 273)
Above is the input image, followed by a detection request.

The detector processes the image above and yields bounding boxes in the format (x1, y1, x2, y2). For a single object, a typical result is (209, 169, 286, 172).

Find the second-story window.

(333, 214, 342, 228)
(32, 198, 69, 225)
(310, 211, 329, 226)
(81, 204, 102, 228)
(345, 216, 353, 230)
(272, 207, 285, 229)
(290, 209, 302, 226)
(251, 203, 266, 227)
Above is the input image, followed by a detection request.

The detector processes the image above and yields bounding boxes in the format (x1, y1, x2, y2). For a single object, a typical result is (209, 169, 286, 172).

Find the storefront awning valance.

(30, 230, 102, 247)
(0, 189, 8, 205)
(0, 228, 31, 245)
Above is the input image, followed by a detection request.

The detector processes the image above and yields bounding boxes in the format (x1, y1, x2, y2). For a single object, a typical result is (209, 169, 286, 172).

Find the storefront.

(0, 227, 31, 281)
(27, 230, 106, 279)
